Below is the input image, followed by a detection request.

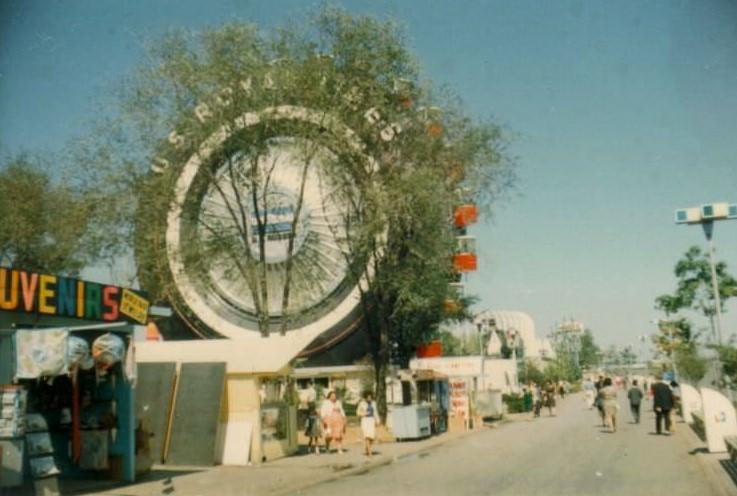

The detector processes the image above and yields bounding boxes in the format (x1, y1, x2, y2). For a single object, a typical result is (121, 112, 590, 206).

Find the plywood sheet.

(221, 420, 252, 465)
(134, 362, 176, 463)
(166, 362, 226, 466)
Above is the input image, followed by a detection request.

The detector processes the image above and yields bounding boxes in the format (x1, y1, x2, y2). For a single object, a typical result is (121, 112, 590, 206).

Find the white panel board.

(680, 383, 701, 424)
(700, 387, 737, 453)
(221, 420, 253, 466)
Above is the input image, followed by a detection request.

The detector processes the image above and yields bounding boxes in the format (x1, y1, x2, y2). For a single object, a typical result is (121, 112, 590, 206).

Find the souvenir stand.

(0, 323, 136, 494)
(387, 369, 449, 440)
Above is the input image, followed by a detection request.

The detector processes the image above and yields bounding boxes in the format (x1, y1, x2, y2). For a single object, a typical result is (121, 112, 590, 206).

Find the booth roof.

(397, 368, 448, 381)
(135, 338, 298, 375)
(292, 364, 370, 378)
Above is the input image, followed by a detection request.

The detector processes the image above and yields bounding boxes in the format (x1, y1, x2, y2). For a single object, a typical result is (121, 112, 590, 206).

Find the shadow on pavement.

(718, 460, 737, 488)
(70, 468, 206, 495)
(2, 468, 207, 496)
(689, 447, 709, 455)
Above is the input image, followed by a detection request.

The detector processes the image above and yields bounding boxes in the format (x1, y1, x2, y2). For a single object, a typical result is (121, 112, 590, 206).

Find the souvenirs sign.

(0, 266, 150, 324)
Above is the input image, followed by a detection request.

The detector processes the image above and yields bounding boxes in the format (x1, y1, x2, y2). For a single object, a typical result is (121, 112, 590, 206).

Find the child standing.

(304, 403, 322, 455)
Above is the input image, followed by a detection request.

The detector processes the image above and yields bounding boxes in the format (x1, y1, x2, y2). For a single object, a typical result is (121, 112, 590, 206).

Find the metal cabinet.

(390, 405, 431, 440)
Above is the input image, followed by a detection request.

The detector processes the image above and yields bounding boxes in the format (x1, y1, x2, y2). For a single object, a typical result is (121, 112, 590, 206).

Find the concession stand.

(0, 266, 147, 494)
(387, 369, 449, 439)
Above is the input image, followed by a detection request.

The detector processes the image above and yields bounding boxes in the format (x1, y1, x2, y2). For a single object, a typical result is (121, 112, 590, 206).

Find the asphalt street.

(294, 391, 725, 496)
(77, 391, 736, 496)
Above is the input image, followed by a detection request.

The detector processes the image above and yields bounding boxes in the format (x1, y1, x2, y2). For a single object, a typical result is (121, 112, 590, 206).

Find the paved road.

(295, 391, 721, 496)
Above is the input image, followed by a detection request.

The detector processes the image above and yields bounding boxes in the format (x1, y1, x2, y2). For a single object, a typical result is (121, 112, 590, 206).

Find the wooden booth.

(0, 323, 136, 494)
(0, 266, 150, 493)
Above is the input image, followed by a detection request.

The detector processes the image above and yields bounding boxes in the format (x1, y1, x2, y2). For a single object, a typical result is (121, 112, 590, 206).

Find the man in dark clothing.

(627, 379, 644, 423)
(594, 376, 605, 426)
(651, 375, 674, 434)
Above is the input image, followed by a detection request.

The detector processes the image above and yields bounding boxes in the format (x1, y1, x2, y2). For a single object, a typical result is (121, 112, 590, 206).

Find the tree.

(74, 8, 514, 421)
(654, 246, 737, 382)
(519, 360, 545, 385)
(674, 345, 706, 383)
(436, 330, 464, 356)
(650, 317, 704, 380)
(578, 329, 600, 370)
(715, 345, 737, 387)
(0, 154, 101, 274)
(656, 245, 737, 342)
(549, 340, 582, 382)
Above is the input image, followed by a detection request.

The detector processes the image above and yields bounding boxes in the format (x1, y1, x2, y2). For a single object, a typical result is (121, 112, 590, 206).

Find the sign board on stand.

(448, 379, 469, 420)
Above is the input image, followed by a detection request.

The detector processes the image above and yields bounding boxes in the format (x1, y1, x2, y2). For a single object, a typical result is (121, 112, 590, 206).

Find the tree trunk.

(375, 321, 390, 424)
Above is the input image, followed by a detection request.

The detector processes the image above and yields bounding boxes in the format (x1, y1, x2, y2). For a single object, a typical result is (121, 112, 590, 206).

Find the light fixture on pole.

(674, 202, 737, 346)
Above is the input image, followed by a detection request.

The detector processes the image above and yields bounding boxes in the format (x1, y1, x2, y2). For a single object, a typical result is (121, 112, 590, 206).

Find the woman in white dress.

(357, 391, 379, 457)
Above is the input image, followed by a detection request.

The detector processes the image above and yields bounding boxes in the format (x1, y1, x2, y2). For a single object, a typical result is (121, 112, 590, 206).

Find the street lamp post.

(476, 322, 484, 356)
(702, 221, 725, 345)
(675, 202, 737, 346)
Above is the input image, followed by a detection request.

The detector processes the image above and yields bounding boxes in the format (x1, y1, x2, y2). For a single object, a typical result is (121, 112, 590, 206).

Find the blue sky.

(2, 0, 737, 351)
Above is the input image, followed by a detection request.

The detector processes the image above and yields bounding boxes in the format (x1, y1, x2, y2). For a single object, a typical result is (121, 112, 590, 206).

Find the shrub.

(502, 393, 525, 413)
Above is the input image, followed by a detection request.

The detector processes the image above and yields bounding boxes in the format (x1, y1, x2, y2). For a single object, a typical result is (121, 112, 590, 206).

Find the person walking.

(594, 375, 606, 426)
(669, 380, 681, 433)
(543, 381, 557, 416)
(651, 374, 674, 435)
(320, 390, 347, 453)
(357, 391, 379, 457)
(304, 403, 322, 455)
(627, 379, 644, 423)
(582, 377, 596, 409)
(522, 385, 534, 413)
(599, 377, 619, 433)
(532, 383, 542, 418)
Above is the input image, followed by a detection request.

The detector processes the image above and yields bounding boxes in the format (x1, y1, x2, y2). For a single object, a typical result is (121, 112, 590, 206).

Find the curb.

(677, 419, 736, 496)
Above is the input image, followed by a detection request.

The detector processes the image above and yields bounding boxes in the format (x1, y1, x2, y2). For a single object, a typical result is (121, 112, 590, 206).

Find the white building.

(409, 356, 518, 395)
(476, 310, 555, 361)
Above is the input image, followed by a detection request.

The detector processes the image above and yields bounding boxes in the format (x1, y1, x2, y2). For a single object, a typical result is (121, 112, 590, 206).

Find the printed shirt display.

(15, 329, 69, 379)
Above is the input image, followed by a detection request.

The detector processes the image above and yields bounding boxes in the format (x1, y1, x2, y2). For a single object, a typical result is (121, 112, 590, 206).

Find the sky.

(2, 0, 737, 352)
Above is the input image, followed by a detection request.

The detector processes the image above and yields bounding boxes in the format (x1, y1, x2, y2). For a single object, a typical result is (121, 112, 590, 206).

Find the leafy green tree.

(0, 154, 101, 274)
(436, 330, 464, 356)
(519, 360, 545, 385)
(715, 345, 737, 387)
(650, 317, 702, 379)
(549, 345, 581, 381)
(656, 246, 737, 341)
(674, 345, 707, 383)
(578, 329, 600, 370)
(652, 317, 693, 353)
(73, 8, 514, 421)
(655, 246, 737, 382)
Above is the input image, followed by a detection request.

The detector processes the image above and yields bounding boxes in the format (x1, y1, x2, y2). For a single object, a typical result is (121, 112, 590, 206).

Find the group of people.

(304, 389, 379, 457)
(590, 374, 679, 435)
(523, 380, 566, 418)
